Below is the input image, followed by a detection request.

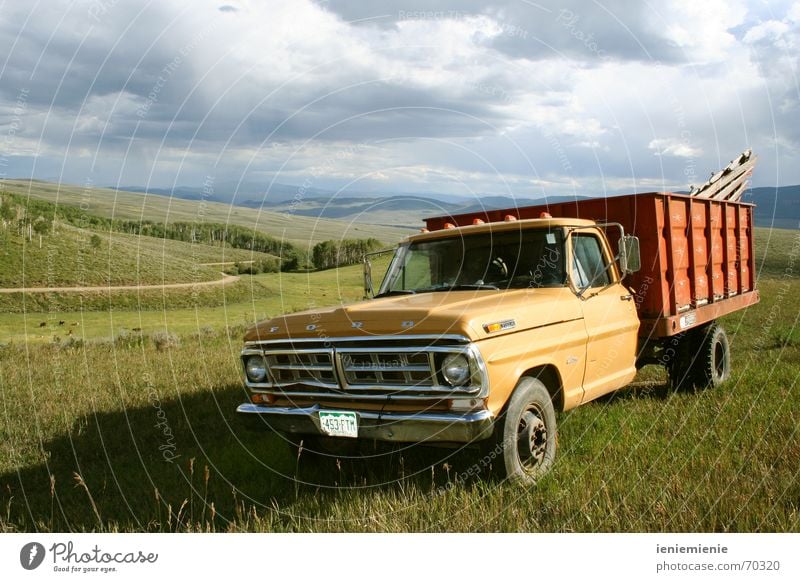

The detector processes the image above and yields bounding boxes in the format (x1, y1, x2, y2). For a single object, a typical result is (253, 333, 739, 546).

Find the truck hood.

(243, 289, 583, 343)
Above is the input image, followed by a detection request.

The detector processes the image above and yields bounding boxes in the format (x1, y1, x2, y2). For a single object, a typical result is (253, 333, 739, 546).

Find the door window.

(571, 234, 611, 289)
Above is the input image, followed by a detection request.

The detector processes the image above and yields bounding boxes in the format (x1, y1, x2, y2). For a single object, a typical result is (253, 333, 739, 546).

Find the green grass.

(0, 230, 797, 532)
(0, 179, 412, 246)
(0, 260, 376, 340)
(0, 223, 279, 289)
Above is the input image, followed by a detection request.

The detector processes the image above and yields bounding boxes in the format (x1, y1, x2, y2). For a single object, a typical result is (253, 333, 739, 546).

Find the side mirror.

(619, 235, 640, 274)
(363, 256, 374, 298)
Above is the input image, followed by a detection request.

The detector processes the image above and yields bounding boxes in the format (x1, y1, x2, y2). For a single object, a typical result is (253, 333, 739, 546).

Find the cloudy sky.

(0, 0, 798, 201)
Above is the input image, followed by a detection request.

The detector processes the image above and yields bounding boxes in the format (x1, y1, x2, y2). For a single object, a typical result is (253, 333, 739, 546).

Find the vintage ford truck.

(237, 153, 759, 483)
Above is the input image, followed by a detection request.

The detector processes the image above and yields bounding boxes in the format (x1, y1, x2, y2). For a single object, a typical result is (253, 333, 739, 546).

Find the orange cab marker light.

(420, 227, 429, 233)
(472, 218, 485, 225)
(444, 222, 456, 229)
(539, 211, 552, 218)
(483, 319, 516, 333)
(504, 214, 517, 222)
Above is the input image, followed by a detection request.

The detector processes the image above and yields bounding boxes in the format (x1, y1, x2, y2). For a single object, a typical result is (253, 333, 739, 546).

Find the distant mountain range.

(112, 183, 800, 229)
(743, 186, 800, 229)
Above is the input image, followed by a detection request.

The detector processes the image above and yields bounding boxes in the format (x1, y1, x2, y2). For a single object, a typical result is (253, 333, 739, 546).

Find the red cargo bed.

(424, 192, 759, 339)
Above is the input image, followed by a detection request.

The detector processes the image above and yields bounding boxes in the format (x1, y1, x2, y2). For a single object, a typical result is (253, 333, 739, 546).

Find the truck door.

(568, 229, 639, 403)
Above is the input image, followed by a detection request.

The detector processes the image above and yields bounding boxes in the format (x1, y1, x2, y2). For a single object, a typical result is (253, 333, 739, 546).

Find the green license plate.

(318, 410, 358, 438)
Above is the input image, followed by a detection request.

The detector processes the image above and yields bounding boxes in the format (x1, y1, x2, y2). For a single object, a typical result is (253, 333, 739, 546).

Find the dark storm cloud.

(0, 0, 797, 190)
(0, 0, 513, 161)
(318, 0, 684, 62)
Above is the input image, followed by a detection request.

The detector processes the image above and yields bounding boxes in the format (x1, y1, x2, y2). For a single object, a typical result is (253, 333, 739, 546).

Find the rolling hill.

(0, 179, 413, 245)
(0, 222, 241, 288)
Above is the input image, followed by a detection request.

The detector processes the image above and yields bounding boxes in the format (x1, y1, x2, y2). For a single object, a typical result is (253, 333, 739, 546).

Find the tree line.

(1, 193, 384, 272)
(311, 238, 383, 270)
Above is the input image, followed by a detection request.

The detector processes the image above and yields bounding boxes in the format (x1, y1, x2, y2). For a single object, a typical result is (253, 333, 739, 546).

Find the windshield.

(378, 227, 566, 296)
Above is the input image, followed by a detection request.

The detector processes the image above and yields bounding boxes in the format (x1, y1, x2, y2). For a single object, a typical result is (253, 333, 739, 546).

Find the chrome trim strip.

(270, 364, 333, 371)
(244, 333, 471, 348)
(236, 403, 495, 443)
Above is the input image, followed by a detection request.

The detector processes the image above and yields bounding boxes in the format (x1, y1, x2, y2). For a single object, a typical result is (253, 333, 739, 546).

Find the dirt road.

(0, 273, 240, 294)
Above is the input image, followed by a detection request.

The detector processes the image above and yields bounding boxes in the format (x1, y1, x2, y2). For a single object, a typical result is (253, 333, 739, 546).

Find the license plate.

(318, 410, 358, 438)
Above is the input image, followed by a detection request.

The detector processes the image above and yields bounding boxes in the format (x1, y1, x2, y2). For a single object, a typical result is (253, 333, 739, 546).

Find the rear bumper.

(236, 403, 495, 443)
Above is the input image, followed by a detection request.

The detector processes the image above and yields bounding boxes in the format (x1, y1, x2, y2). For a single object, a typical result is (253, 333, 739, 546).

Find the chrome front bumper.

(236, 403, 495, 443)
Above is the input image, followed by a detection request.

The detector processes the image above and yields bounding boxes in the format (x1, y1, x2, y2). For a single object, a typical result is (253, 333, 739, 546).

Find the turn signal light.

(504, 214, 517, 221)
(251, 393, 275, 404)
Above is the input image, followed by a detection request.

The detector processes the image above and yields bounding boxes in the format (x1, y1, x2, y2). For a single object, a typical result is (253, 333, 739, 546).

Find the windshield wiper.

(437, 284, 499, 292)
(374, 289, 417, 298)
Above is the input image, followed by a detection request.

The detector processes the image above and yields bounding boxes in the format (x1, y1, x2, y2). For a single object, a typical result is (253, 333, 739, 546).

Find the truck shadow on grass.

(0, 385, 489, 532)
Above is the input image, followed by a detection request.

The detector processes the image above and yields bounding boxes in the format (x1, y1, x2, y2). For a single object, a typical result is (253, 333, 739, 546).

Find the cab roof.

(405, 217, 598, 243)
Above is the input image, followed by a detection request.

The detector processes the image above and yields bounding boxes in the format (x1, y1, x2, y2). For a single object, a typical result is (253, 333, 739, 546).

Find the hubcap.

(517, 406, 547, 469)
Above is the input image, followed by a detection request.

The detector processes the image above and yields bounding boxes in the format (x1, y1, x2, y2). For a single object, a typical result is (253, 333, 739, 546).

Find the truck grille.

(339, 350, 435, 388)
(264, 350, 337, 388)
(243, 336, 482, 400)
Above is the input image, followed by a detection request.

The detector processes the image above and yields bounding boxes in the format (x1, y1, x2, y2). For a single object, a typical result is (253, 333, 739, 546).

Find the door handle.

(620, 294, 633, 301)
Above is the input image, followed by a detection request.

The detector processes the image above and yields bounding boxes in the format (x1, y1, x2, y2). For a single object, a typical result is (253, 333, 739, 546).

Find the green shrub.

(151, 331, 180, 351)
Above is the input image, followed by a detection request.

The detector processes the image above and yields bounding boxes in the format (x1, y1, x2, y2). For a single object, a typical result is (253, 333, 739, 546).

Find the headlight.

(244, 354, 267, 382)
(441, 353, 470, 386)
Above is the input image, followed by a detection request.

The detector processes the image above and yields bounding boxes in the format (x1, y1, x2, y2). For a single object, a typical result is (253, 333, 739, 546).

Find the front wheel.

(488, 377, 557, 484)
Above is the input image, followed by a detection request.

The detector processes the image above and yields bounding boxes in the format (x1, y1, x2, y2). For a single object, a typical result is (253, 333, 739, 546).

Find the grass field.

(0, 229, 797, 532)
(0, 223, 267, 289)
(0, 179, 412, 246)
(0, 262, 371, 341)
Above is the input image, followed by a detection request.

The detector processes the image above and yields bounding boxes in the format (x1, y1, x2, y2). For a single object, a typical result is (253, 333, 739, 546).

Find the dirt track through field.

(0, 273, 240, 293)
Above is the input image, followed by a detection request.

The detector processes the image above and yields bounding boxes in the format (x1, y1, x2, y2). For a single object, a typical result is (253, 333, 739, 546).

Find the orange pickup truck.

(237, 156, 758, 483)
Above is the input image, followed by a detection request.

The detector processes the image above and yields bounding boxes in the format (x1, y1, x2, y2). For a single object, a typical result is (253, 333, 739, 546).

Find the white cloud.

(744, 20, 791, 43)
(649, 0, 747, 63)
(0, 0, 798, 193)
(648, 138, 703, 158)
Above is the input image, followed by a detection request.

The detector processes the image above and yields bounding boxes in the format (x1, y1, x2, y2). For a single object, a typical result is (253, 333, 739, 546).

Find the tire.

(665, 331, 698, 392)
(692, 323, 731, 389)
(487, 377, 557, 484)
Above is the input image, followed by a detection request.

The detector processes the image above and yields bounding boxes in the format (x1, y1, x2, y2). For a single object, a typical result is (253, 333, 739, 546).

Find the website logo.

(20, 542, 46, 570)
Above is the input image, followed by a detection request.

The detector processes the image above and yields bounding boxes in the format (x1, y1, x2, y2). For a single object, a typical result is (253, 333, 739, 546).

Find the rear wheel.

(665, 331, 697, 391)
(487, 377, 557, 484)
(692, 323, 731, 389)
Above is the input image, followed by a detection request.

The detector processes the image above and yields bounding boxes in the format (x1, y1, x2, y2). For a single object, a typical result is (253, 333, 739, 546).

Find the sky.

(0, 0, 798, 201)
